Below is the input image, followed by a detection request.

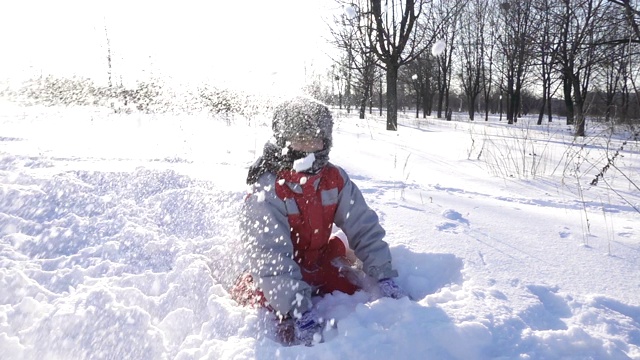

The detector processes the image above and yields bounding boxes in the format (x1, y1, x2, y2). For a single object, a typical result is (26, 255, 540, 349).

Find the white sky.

(0, 0, 339, 92)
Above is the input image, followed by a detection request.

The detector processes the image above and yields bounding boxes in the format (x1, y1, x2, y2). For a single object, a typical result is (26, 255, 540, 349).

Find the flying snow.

(293, 153, 316, 172)
(344, 5, 357, 20)
(432, 40, 446, 56)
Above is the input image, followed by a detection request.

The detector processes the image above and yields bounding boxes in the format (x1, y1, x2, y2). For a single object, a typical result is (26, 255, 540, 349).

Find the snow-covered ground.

(1, 102, 639, 359)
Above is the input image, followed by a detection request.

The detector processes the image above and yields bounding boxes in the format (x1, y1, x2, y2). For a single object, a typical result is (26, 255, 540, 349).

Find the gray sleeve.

(240, 173, 312, 317)
(333, 166, 398, 280)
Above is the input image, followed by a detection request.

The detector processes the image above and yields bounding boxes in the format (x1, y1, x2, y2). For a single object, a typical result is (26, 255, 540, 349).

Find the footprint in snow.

(435, 209, 469, 233)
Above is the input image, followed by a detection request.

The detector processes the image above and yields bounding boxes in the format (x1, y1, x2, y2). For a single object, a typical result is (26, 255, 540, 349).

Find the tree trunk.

(359, 85, 370, 119)
(437, 89, 445, 119)
(379, 76, 383, 117)
(537, 97, 546, 125)
(573, 78, 586, 137)
(546, 75, 553, 122)
(563, 76, 574, 125)
(468, 95, 476, 121)
(369, 82, 373, 115)
(499, 93, 503, 121)
(604, 93, 613, 122)
(509, 94, 518, 124)
(547, 90, 553, 123)
(444, 76, 451, 121)
(537, 68, 547, 125)
(484, 94, 490, 121)
(436, 65, 444, 118)
(507, 76, 515, 124)
(422, 82, 429, 118)
(514, 77, 522, 123)
(386, 65, 399, 131)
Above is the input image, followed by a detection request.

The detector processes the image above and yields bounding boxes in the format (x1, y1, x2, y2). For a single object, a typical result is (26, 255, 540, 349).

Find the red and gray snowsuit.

(231, 97, 397, 317)
(233, 160, 397, 317)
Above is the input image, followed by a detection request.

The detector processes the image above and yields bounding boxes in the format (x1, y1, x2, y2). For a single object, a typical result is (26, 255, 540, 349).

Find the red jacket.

(275, 165, 343, 269)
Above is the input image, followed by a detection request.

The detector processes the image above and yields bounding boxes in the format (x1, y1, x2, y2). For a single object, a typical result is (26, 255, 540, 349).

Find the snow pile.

(1, 105, 639, 359)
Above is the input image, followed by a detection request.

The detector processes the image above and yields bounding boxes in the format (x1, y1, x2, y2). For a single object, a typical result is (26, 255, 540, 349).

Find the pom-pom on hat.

(272, 96, 333, 150)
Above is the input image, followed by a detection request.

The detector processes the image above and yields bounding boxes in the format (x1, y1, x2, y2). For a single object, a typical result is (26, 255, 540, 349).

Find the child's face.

(288, 136, 324, 152)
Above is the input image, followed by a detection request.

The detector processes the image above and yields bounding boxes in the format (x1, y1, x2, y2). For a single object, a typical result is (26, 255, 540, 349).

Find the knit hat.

(246, 97, 334, 184)
(272, 96, 333, 150)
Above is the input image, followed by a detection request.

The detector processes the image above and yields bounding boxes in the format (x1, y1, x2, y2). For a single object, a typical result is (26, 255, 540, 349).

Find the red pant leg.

(315, 237, 359, 295)
(232, 237, 359, 311)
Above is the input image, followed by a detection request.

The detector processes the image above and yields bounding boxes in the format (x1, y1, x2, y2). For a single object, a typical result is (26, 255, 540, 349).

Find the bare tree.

(401, 54, 433, 117)
(607, 0, 640, 41)
(553, 0, 612, 136)
(481, 3, 501, 122)
(329, 0, 463, 129)
(532, 0, 562, 125)
(457, 0, 489, 120)
(606, 0, 640, 120)
(409, 54, 436, 118)
(330, 3, 380, 119)
(497, 0, 537, 124)
(594, 16, 629, 121)
(366, 0, 426, 130)
(432, 1, 461, 120)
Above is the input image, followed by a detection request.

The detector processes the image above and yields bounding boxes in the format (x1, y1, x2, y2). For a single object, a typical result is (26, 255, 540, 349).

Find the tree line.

(316, 0, 640, 136)
(0, 75, 270, 123)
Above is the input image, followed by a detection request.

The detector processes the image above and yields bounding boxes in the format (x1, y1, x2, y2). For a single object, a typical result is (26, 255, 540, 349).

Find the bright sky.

(0, 0, 339, 92)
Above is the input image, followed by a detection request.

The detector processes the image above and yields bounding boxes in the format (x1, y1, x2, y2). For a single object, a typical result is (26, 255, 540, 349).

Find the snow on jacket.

(240, 163, 397, 316)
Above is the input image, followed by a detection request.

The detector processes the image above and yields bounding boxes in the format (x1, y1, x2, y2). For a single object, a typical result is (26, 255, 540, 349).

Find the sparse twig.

(590, 129, 640, 186)
(599, 174, 640, 214)
(575, 167, 591, 246)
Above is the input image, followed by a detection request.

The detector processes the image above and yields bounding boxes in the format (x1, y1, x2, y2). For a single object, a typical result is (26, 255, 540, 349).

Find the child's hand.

(378, 278, 407, 299)
(293, 308, 323, 346)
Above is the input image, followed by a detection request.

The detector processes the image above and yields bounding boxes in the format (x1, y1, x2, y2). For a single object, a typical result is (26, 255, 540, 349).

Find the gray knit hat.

(272, 97, 333, 149)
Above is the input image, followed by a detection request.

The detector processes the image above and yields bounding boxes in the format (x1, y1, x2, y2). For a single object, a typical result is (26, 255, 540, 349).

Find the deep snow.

(1, 102, 639, 359)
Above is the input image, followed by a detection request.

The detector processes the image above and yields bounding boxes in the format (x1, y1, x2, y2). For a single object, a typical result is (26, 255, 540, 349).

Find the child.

(232, 96, 405, 345)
